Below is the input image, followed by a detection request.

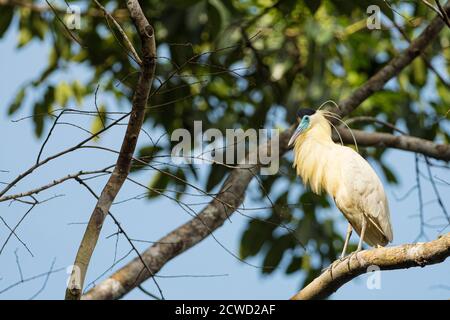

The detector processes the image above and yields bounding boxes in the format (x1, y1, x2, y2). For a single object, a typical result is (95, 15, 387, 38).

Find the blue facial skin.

(288, 115, 311, 147)
(298, 115, 310, 133)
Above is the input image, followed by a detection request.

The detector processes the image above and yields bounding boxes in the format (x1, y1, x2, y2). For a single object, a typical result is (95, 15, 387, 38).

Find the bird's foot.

(321, 256, 347, 276)
(321, 251, 361, 274)
(321, 249, 365, 276)
(345, 249, 363, 270)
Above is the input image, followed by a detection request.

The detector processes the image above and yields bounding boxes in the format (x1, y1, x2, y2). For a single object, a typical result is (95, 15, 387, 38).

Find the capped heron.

(288, 108, 393, 258)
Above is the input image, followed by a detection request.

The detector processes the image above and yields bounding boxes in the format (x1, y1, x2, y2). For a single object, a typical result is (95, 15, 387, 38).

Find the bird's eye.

(303, 115, 309, 120)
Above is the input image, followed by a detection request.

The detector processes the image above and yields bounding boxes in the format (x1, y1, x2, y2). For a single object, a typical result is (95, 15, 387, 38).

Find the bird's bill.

(288, 123, 304, 148)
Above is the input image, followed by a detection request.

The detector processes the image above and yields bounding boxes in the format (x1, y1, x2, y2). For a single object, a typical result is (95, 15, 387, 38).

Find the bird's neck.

(295, 118, 334, 147)
(292, 120, 336, 194)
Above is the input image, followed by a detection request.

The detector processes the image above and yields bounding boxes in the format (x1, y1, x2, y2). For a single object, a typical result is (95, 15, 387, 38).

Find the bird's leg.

(322, 224, 353, 275)
(340, 223, 353, 259)
(357, 216, 367, 251)
(346, 215, 367, 269)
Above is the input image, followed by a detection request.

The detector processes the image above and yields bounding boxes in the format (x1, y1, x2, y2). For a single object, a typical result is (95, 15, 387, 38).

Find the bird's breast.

(293, 139, 337, 195)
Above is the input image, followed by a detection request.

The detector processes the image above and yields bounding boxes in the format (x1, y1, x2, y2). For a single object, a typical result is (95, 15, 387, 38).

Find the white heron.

(288, 108, 393, 258)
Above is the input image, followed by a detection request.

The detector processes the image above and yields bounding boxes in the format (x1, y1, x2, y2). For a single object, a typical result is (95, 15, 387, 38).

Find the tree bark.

(291, 232, 450, 300)
(336, 128, 450, 161)
(65, 0, 156, 300)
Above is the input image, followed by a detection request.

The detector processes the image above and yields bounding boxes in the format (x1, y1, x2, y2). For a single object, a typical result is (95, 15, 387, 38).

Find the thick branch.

(83, 5, 449, 300)
(291, 232, 450, 300)
(336, 128, 450, 162)
(65, 1, 155, 300)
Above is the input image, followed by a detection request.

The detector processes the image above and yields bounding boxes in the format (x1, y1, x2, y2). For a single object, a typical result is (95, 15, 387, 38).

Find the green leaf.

(381, 163, 398, 184)
(286, 256, 303, 274)
(262, 234, 295, 274)
(0, 7, 14, 38)
(72, 81, 86, 105)
(90, 105, 106, 140)
(206, 162, 226, 192)
(330, 0, 394, 20)
(171, 0, 204, 7)
(54, 81, 73, 106)
(437, 81, 450, 105)
(147, 171, 170, 198)
(30, 12, 47, 40)
(7, 88, 26, 115)
(131, 145, 162, 172)
(33, 86, 54, 137)
(239, 218, 276, 259)
(411, 58, 426, 86)
(301, 254, 311, 272)
(18, 28, 32, 47)
(206, 1, 223, 40)
(304, 0, 321, 14)
(172, 168, 187, 200)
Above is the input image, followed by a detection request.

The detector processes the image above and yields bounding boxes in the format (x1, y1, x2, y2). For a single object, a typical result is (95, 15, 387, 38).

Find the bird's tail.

(363, 215, 392, 247)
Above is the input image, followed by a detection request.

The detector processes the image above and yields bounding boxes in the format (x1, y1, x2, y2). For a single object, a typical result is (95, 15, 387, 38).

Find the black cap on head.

(297, 108, 316, 118)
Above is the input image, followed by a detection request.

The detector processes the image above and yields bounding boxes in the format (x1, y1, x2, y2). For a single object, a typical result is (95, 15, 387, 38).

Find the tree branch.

(93, 0, 142, 66)
(421, 0, 450, 28)
(336, 1, 450, 118)
(336, 128, 450, 162)
(0, 168, 112, 203)
(82, 4, 449, 300)
(64, 0, 156, 300)
(389, 17, 450, 89)
(291, 232, 450, 300)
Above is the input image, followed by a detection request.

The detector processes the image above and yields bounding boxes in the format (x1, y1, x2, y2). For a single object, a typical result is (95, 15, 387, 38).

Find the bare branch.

(29, 258, 56, 300)
(45, 0, 83, 47)
(0, 112, 130, 199)
(0, 168, 112, 202)
(421, 0, 450, 28)
(291, 232, 450, 300)
(65, 0, 156, 300)
(422, 0, 446, 18)
(74, 177, 164, 299)
(424, 157, 450, 223)
(435, 0, 450, 28)
(389, 18, 450, 89)
(0, 260, 64, 296)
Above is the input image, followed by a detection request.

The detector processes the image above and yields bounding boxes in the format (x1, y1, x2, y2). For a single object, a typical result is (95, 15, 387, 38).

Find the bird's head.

(288, 108, 318, 147)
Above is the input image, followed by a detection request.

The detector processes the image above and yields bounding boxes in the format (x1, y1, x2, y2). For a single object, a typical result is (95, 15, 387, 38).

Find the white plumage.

(289, 109, 393, 255)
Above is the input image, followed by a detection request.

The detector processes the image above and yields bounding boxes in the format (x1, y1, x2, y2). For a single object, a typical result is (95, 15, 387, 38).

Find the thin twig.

(93, 0, 142, 65)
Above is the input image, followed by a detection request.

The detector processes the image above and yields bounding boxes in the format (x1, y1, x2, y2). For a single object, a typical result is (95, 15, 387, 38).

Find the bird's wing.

(336, 146, 393, 243)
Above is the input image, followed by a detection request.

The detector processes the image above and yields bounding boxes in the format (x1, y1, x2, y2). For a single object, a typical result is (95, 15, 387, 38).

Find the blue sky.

(0, 17, 449, 300)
